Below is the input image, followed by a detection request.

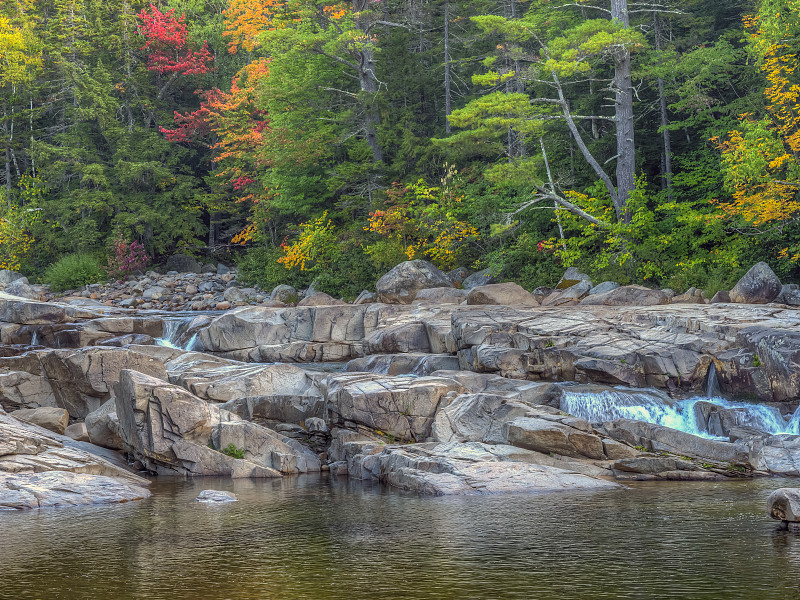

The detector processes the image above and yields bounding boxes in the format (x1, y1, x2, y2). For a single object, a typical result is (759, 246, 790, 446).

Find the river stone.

(195, 490, 238, 503)
(0, 295, 67, 324)
(65, 422, 90, 442)
(0, 270, 25, 286)
(775, 284, 800, 306)
(376, 260, 453, 304)
(462, 268, 498, 290)
(589, 281, 620, 295)
(270, 285, 297, 303)
(556, 267, 592, 290)
(542, 280, 592, 306)
(9, 407, 69, 435)
(298, 292, 345, 306)
(447, 267, 470, 286)
(672, 287, 706, 304)
(353, 290, 376, 304)
(729, 262, 782, 304)
(201, 263, 217, 274)
(414, 287, 468, 304)
(5, 279, 40, 300)
(467, 283, 537, 306)
(0, 471, 151, 510)
(579, 285, 670, 306)
(711, 290, 731, 304)
(85, 398, 123, 450)
(505, 416, 606, 460)
(166, 254, 202, 274)
(767, 488, 800, 523)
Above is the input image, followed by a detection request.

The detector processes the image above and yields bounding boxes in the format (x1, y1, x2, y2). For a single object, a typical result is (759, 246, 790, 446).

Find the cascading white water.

(560, 388, 795, 439)
(155, 318, 195, 350)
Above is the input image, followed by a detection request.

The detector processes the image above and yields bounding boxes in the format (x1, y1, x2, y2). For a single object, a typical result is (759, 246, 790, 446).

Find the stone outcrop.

(0, 409, 151, 509)
(9, 407, 69, 435)
(323, 373, 464, 442)
(114, 370, 319, 476)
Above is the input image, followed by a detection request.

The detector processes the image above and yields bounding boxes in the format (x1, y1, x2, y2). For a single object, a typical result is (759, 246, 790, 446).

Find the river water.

(2, 475, 800, 600)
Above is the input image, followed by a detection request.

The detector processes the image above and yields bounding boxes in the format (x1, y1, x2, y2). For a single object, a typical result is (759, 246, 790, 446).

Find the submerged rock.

(195, 490, 238, 503)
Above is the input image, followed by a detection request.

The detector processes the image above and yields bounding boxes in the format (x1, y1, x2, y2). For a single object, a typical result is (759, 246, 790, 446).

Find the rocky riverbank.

(1, 259, 799, 509)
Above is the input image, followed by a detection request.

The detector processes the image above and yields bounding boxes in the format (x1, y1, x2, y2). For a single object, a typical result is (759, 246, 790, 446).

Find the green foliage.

(43, 253, 107, 291)
(220, 443, 245, 459)
(237, 246, 315, 291)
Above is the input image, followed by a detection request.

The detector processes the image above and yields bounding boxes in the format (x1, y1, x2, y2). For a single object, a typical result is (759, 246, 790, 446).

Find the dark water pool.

(2, 475, 800, 600)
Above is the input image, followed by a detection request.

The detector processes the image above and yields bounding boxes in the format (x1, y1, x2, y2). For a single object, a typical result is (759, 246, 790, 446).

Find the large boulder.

(505, 415, 607, 460)
(165, 253, 202, 274)
(270, 284, 297, 303)
(556, 267, 592, 290)
(5, 278, 40, 300)
(114, 369, 319, 476)
(729, 262, 782, 304)
(462, 268, 498, 290)
(298, 292, 345, 306)
(0, 471, 150, 510)
(767, 488, 800, 527)
(9, 407, 69, 435)
(413, 287, 468, 304)
(85, 399, 123, 450)
(542, 281, 592, 306)
(0, 270, 25, 286)
(775, 284, 800, 306)
(466, 283, 537, 306)
(376, 260, 454, 304)
(323, 373, 465, 442)
(579, 285, 670, 306)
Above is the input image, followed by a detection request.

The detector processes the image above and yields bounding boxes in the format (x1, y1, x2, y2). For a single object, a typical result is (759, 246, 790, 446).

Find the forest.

(2, 0, 800, 298)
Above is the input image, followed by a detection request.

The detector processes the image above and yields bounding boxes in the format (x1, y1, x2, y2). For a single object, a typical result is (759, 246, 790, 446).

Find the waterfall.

(30, 330, 39, 346)
(156, 318, 195, 350)
(705, 363, 721, 398)
(560, 387, 794, 439)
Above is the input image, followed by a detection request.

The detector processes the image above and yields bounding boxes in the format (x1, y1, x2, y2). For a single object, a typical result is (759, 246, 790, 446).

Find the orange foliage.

(223, 0, 284, 53)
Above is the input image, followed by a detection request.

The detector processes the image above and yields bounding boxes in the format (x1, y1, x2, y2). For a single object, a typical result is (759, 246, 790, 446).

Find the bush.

(44, 253, 107, 291)
(237, 246, 315, 291)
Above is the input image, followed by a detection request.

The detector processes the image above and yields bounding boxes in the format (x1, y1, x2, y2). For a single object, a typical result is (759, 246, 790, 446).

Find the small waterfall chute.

(560, 386, 794, 439)
(156, 317, 195, 350)
(705, 363, 721, 398)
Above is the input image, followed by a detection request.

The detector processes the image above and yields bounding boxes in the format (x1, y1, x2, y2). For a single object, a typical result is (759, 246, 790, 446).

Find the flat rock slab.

(195, 490, 238, 503)
(0, 471, 151, 510)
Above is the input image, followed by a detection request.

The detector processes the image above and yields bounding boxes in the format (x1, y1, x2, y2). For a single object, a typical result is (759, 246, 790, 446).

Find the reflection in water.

(2, 475, 800, 600)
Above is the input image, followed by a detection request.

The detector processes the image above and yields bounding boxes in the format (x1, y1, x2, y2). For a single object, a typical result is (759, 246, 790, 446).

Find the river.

(2, 475, 800, 599)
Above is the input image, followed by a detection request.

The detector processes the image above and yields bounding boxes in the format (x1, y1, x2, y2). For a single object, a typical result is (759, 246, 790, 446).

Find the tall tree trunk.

(357, 53, 383, 162)
(3, 105, 10, 194)
(610, 0, 635, 222)
(444, 0, 452, 134)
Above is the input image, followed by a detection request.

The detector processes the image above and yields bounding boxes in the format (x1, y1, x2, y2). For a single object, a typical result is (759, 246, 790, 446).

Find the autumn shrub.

(237, 246, 314, 291)
(106, 232, 149, 279)
(44, 254, 107, 292)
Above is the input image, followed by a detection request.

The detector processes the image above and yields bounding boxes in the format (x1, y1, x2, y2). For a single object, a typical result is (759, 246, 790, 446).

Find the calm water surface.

(2, 475, 800, 600)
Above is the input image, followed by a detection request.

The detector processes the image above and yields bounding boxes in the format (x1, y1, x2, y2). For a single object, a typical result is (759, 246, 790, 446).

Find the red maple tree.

(137, 4, 213, 76)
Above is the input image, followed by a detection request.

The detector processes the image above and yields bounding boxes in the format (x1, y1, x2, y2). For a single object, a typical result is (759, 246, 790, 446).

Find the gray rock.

(671, 287, 706, 304)
(556, 267, 592, 290)
(579, 285, 670, 306)
(505, 416, 606, 459)
(447, 267, 470, 286)
(542, 280, 592, 306)
(65, 422, 89, 442)
(710, 290, 731, 304)
(589, 281, 621, 295)
(376, 260, 453, 304)
(142, 286, 169, 301)
(270, 284, 298, 304)
(85, 399, 123, 450)
(0, 471, 150, 510)
(768, 487, 800, 524)
(195, 490, 238, 503)
(224, 286, 258, 304)
(166, 254, 202, 274)
(730, 262, 782, 304)
(775, 284, 800, 306)
(462, 268, 497, 290)
(9, 407, 69, 435)
(201, 263, 217, 274)
(298, 292, 345, 306)
(217, 263, 231, 275)
(0, 270, 26, 285)
(353, 290, 376, 305)
(413, 287, 468, 304)
(5, 278, 39, 300)
(467, 283, 537, 306)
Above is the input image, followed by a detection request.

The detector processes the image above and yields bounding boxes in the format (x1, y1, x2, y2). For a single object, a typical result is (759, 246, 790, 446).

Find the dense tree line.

(1, 0, 799, 296)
